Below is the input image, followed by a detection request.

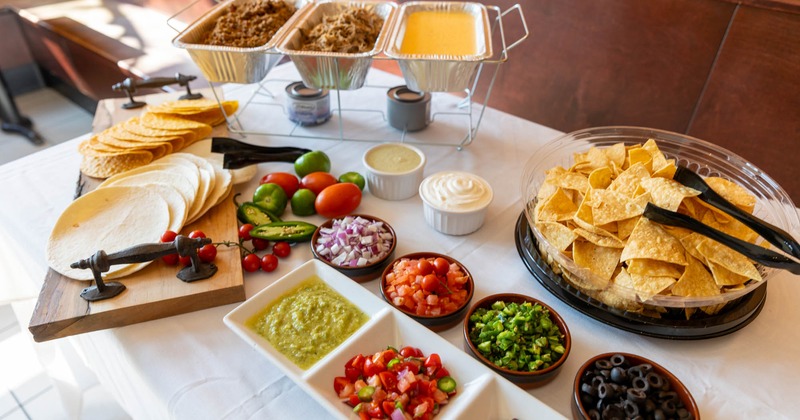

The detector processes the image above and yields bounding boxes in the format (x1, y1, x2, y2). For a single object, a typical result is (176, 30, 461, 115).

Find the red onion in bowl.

(314, 216, 394, 267)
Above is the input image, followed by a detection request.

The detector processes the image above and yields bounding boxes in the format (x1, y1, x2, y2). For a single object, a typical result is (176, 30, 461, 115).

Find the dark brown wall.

(475, 0, 799, 203)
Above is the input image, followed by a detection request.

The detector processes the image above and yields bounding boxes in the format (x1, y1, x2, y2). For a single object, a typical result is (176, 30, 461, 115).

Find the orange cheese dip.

(399, 10, 477, 56)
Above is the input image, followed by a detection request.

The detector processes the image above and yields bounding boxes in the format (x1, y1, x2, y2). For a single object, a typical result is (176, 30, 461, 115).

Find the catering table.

(2, 63, 799, 419)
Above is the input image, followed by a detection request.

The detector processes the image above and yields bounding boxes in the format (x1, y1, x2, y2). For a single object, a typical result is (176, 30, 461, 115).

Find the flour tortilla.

(156, 154, 216, 223)
(98, 164, 200, 218)
(181, 139, 257, 185)
(46, 186, 170, 280)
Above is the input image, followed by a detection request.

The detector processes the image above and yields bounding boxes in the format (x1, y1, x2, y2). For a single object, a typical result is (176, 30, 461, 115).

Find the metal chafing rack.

(169, 0, 528, 149)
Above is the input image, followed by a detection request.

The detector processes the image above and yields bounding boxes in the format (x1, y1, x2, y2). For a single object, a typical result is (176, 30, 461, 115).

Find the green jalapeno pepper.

(250, 221, 317, 242)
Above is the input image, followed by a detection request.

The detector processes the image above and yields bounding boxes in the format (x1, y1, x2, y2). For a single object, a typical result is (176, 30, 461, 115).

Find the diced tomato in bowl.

(333, 346, 459, 419)
(380, 253, 474, 331)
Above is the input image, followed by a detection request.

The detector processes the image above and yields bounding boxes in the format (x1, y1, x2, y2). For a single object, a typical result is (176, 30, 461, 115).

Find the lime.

(294, 150, 331, 178)
(338, 171, 366, 191)
(291, 188, 317, 216)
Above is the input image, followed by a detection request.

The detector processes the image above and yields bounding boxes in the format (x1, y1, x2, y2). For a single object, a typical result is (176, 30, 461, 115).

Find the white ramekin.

(362, 143, 426, 200)
(419, 171, 493, 235)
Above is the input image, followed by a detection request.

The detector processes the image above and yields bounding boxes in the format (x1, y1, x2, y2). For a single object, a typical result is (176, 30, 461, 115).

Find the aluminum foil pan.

(385, 1, 492, 92)
(277, 0, 398, 90)
(173, 0, 312, 84)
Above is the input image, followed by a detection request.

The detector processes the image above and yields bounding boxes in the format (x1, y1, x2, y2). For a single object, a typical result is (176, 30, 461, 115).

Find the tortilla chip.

(707, 260, 750, 287)
(705, 177, 756, 213)
(538, 188, 578, 222)
(609, 162, 651, 197)
(613, 268, 676, 301)
(591, 189, 648, 225)
(536, 222, 578, 251)
(620, 218, 687, 266)
(697, 239, 762, 281)
(573, 240, 622, 288)
(639, 177, 701, 212)
(628, 148, 653, 173)
(574, 228, 625, 248)
(80, 150, 153, 178)
(627, 258, 683, 278)
(672, 255, 720, 297)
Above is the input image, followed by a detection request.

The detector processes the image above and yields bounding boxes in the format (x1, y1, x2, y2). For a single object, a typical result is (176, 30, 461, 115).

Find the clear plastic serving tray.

(224, 260, 565, 419)
(384, 1, 493, 92)
(173, 0, 312, 84)
(276, 0, 398, 90)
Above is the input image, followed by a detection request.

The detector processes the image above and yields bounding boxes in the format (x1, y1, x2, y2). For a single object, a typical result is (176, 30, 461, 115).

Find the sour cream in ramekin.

(419, 171, 493, 235)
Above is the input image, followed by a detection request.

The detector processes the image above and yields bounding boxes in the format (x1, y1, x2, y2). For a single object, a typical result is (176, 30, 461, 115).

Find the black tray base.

(514, 212, 766, 340)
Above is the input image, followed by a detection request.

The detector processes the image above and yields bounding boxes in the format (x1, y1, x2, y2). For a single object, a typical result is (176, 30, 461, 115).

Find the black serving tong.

(672, 165, 800, 259)
(211, 137, 311, 169)
(643, 203, 800, 275)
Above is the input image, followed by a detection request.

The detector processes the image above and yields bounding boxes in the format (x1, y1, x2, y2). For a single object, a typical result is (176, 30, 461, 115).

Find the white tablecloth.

(2, 64, 799, 419)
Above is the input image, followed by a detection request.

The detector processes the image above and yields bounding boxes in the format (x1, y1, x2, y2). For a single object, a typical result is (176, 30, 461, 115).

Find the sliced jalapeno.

(250, 221, 317, 242)
(237, 201, 281, 226)
(437, 376, 457, 393)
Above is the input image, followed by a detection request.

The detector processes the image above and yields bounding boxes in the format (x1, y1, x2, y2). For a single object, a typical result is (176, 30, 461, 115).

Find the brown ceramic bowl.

(380, 252, 474, 332)
(310, 214, 396, 283)
(572, 352, 700, 419)
(462, 293, 571, 389)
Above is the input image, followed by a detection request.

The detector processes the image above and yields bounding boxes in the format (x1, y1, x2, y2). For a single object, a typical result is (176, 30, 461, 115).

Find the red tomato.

(363, 358, 385, 377)
(382, 400, 396, 417)
(242, 254, 260, 272)
(252, 238, 269, 251)
(188, 230, 206, 239)
(333, 376, 350, 396)
(315, 183, 362, 218)
(197, 244, 217, 263)
(424, 353, 441, 369)
(273, 241, 291, 258)
(433, 257, 450, 276)
(378, 371, 397, 392)
(161, 230, 178, 243)
(421, 274, 439, 292)
(365, 402, 383, 418)
(260, 254, 278, 272)
(238, 224, 254, 241)
(348, 354, 366, 371)
(162, 253, 179, 265)
(417, 259, 433, 275)
(400, 346, 423, 358)
(300, 172, 338, 195)
(180, 255, 192, 266)
(260, 172, 300, 198)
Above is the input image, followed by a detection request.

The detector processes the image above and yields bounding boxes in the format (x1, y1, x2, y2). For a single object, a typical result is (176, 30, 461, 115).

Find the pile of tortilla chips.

(532, 139, 763, 318)
(78, 99, 238, 178)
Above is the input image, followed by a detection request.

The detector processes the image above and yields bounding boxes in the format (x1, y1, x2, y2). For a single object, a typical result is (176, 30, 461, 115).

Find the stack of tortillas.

(47, 152, 233, 281)
(78, 99, 238, 179)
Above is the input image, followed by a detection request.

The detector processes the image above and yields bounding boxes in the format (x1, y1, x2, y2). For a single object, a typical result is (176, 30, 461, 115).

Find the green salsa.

(247, 276, 369, 369)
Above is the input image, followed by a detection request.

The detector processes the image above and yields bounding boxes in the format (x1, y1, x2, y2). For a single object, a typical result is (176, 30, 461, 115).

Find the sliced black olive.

(582, 382, 598, 397)
(598, 382, 618, 400)
(631, 376, 650, 392)
(658, 390, 679, 403)
(602, 403, 626, 420)
(646, 372, 666, 389)
(610, 354, 626, 366)
(587, 408, 601, 420)
(591, 375, 605, 388)
(595, 359, 613, 370)
(677, 407, 694, 420)
(626, 388, 647, 404)
(627, 365, 644, 378)
(661, 399, 677, 415)
(653, 408, 666, 420)
(622, 399, 640, 417)
(644, 399, 657, 413)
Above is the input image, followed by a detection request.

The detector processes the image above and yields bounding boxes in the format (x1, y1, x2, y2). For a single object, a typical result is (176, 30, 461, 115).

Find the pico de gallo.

(383, 257, 470, 317)
(333, 346, 458, 420)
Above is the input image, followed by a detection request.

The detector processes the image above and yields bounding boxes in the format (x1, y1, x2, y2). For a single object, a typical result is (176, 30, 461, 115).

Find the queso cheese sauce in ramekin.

(419, 171, 493, 235)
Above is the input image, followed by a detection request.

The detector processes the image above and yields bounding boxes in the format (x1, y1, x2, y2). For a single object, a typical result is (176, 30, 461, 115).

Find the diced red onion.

(316, 216, 393, 267)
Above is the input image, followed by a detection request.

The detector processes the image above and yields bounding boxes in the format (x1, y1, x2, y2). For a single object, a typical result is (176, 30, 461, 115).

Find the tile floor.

(0, 89, 130, 419)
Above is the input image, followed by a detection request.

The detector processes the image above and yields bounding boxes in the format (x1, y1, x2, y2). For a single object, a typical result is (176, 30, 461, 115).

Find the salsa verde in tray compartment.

(224, 260, 565, 419)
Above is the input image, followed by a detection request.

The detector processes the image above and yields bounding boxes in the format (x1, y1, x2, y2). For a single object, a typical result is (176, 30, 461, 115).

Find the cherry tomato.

(197, 244, 217, 263)
(188, 230, 206, 239)
(421, 274, 439, 292)
(252, 238, 270, 251)
(161, 230, 178, 243)
(260, 254, 278, 272)
(399, 346, 423, 358)
(417, 259, 433, 275)
(433, 257, 450, 276)
(273, 241, 291, 258)
(180, 255, 192, 266)
(162, 253, 179, 265)
(260, 172, 300, 198)
(315, 183, 362, 218)
(300, 172, 338, 195)
(239, 223, 254, 241)
(242, 254, 261, 272)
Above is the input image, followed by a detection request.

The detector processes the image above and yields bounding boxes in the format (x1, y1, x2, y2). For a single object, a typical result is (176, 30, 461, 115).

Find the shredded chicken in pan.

(300, 7, 384, 53)
(204, 0, 296, 48)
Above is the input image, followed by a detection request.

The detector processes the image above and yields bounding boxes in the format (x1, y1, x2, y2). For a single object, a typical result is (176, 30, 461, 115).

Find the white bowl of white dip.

(363, 143, 426, 200)
(419, 171, 493, 235)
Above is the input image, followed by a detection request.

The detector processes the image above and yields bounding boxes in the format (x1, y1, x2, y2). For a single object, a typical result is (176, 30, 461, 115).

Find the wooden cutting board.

(29, 92, 246, 342)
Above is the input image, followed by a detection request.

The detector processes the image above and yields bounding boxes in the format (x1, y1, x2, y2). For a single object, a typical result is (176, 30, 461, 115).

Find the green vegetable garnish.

(467, 301, 565, 372)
